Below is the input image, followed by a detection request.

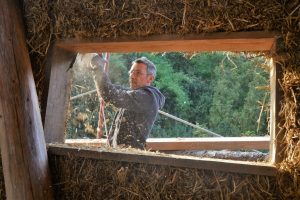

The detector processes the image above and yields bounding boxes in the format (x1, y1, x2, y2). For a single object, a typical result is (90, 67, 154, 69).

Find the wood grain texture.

(0, 0, 53, 199)
(66, 137, 270, 150)
(48, 145, 277, 176)
(269, 49, 284, 164)
(56, 32, 276, 53)
(146, 137, 270, 150)
(44, 48, 75, 143)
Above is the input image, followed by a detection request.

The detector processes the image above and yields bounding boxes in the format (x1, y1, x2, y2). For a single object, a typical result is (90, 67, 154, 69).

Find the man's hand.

(90, 54, 107, 71)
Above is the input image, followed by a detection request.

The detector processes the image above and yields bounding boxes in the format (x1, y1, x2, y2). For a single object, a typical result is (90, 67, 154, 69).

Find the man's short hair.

(133, 57, 157, 78)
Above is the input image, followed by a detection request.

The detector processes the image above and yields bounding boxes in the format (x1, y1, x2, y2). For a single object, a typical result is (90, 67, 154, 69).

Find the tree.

(208, 53, 269, 136)
(240, 60, 269, 136)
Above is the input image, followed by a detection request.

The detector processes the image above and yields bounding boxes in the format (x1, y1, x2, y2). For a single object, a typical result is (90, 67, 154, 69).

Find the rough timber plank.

(44, 48, 76, 143)
(269, 45, 284, 164)
(0, 0, 53, 199)
(146, 137, 270, 150)
(48, 145, 277, 176)
(66, 136, 270, 150)
(56, 32, 276, 53)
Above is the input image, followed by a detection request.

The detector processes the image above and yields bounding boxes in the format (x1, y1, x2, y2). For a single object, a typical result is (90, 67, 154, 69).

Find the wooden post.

(44, 47, 75, 143)
(269, 37, 284, 164)
(0, 0, 54, 199)
(269, 60, 284, 164)
(41, 44, 55, 126)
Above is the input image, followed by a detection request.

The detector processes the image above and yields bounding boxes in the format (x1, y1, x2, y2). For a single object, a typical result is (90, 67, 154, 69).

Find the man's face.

(129, 62, 154, 90)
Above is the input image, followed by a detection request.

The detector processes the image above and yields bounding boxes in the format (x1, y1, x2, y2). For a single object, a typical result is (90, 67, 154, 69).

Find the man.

(89, 55, 165, 149)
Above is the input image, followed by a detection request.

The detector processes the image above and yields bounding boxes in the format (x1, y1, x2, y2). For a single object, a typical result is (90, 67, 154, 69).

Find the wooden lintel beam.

(65, 136, 270, 150)
(48, 145, 277, 176)
(56, 32, 277, 53)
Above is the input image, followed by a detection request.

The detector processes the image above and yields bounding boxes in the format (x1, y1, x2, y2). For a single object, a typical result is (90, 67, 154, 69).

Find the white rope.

(158, 110, 222, 137)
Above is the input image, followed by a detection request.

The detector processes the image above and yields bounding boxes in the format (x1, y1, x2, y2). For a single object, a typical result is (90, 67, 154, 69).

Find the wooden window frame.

(44, 31, 281, 175)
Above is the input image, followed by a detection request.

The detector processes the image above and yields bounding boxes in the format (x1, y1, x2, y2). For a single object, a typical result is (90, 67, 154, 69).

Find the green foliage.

(240, 69, 269, 136)
(208, 53, 269, 136)
(65, 64, 99, 139)
(149, 53, 192, 112)
(108, 53, 130, 86)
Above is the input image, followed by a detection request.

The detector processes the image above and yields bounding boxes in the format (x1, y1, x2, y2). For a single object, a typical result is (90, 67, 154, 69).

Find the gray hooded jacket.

(93, 70, 165, 149)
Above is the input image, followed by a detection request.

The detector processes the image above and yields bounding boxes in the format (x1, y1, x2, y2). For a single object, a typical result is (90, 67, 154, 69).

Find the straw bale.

(277, 66, 300, 199)
(49, 153, 279, 200)
(24, 0, 285, 46)
(22, 0, 286, 96)
(23, 0, 51, 99)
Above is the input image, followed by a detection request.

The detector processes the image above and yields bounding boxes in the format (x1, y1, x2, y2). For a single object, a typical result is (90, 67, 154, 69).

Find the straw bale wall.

(49, 153, 279, 200)
(0, 0, 299, 199)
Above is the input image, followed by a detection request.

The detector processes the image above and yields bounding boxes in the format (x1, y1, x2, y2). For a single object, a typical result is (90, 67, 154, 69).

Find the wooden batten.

(66, 137, 270, 151)
(48, 145, 277, 176)
(147, 137, 270, 150)
(0, 0, 53, 199)
(269, 41, 284, 164)
(44, 48, 76, 143)
(56, 31, 277, 53)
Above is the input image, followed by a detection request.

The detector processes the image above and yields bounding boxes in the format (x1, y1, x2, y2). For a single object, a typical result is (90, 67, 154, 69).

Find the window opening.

(65, 51, 271, 162)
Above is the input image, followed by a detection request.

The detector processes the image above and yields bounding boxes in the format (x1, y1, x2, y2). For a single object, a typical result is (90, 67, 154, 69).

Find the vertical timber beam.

(41, 44, 55, 126)
(0, 0, 54, 199)
(269, 40, 284, 164)
(44, 47, 75, 143)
